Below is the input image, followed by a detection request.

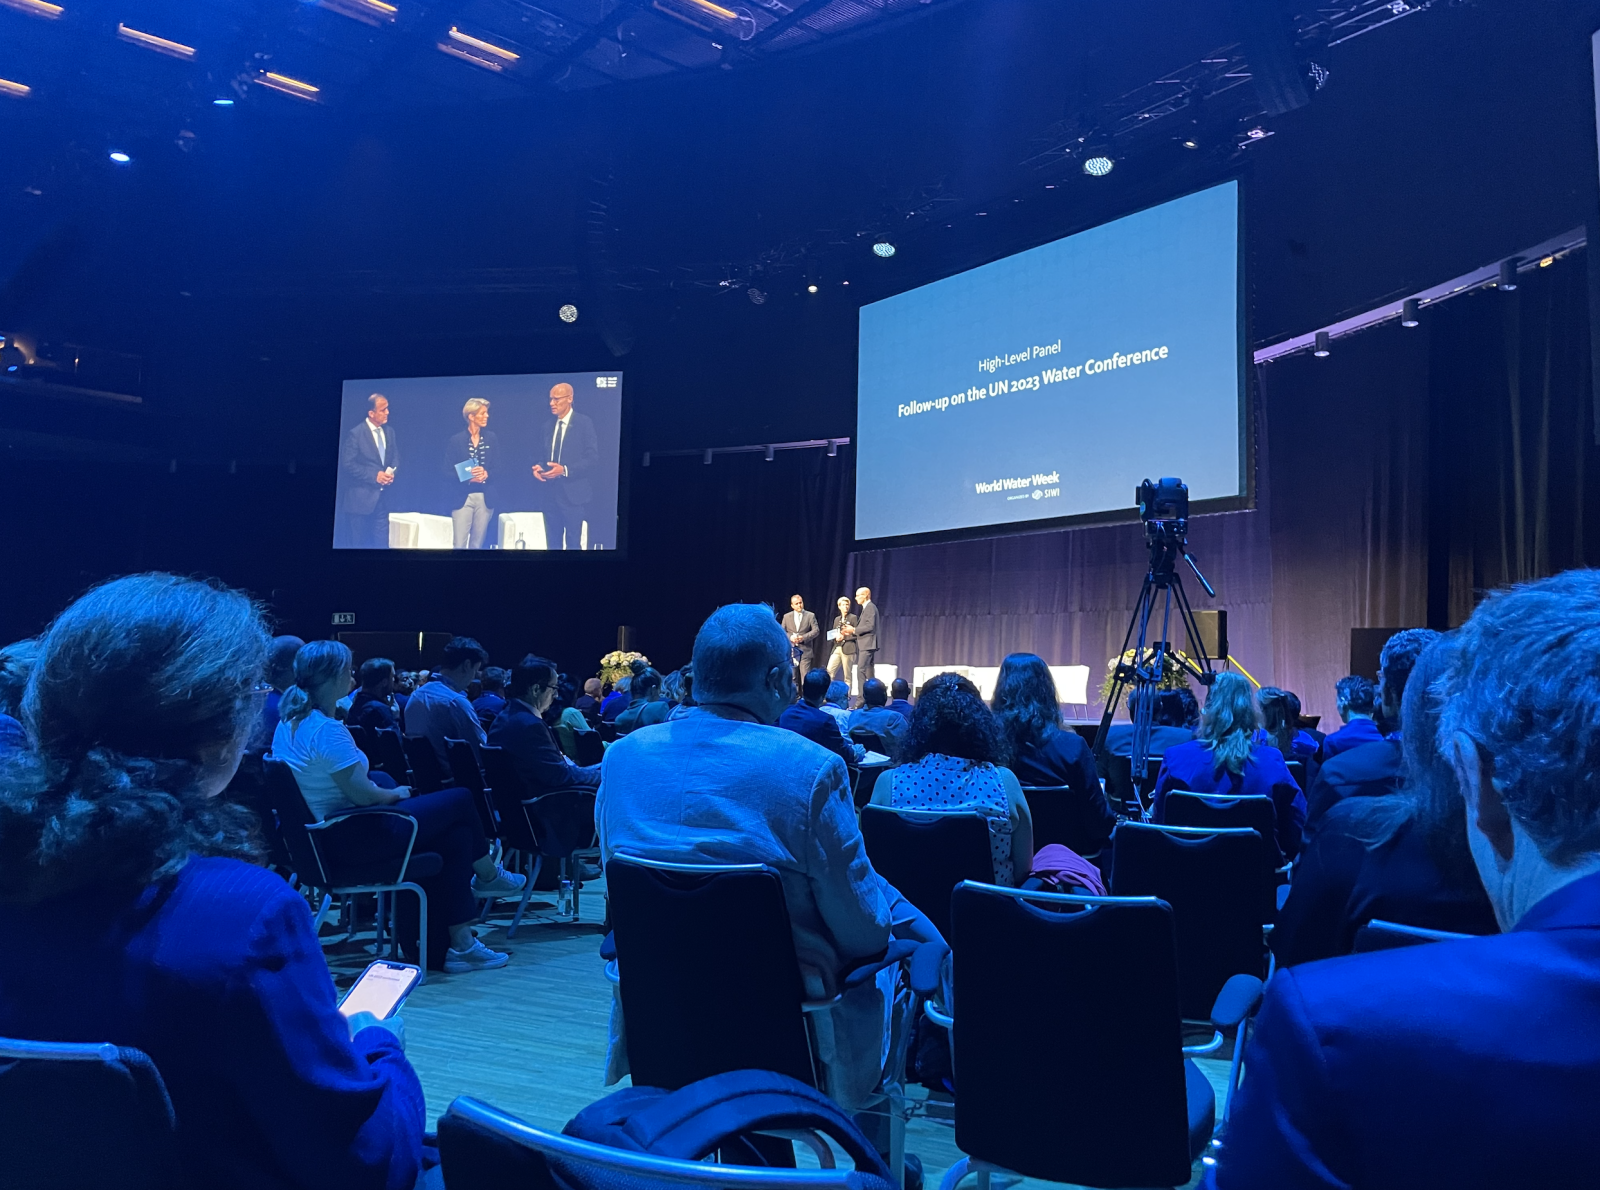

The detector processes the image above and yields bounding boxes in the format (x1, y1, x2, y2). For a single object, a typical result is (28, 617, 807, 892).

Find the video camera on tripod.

(1095, 478, 1220, 806)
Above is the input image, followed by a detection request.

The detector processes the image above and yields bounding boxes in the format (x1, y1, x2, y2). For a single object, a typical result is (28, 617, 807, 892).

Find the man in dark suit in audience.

(339, 393, 399, 548)
(1305, 630, 1440, 833)
(487, 655, 600, 794)
(1210, 571, 1600, 1190)
(846, 679, 908, 758)
(348, 657, 400, 732)
(532, 382, 601, 550)
(780, 668, 863, 769)
(887, 678, 915, 720)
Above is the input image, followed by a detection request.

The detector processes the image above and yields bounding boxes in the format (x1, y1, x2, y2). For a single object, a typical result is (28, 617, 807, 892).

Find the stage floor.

(361, 879, 1219, 1190)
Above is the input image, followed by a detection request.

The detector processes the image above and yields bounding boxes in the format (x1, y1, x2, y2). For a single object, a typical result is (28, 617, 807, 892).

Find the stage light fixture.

(1083, 155, 1114, 177)
(746, 287, 766, 305)
(0, 78, 31, 98)
(1540, 255, 1555, 268)
(1401, 298, 1420, 327)
(764, 445, 774, 462)
(558, 303, 578, 323)
(437, 43, 504, 71)
(807, 284, 818, 294)
(108, 151, 131, 164)
(1181, 136, 1199, 149)
(0, 0, 62, 18)
(213, 97, 234, 106)
(254, 71, 320, 101)
(1313, 330, 1331, 357)
(1498, 258, 1519, 291)
(872, 240, 896, 258)
(827, 441, 838, 457)
(0, 341, 24, 372)
(448, 27, 518, 61)
(117, 23, 197, 60)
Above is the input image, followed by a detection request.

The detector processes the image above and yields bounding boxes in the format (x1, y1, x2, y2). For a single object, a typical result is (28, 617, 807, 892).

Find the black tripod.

(1094, 508, 1218, 814)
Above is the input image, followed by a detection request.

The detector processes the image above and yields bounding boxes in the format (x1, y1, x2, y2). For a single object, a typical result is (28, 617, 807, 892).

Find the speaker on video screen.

(1191, 609, 1228, 661)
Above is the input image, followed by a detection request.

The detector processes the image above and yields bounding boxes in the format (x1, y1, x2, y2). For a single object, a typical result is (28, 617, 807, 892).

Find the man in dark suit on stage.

(848, 587, 881, 682)
(339, 393, 398, 548)
(533, 381, 601, 550)
(781, 595, 819, 686)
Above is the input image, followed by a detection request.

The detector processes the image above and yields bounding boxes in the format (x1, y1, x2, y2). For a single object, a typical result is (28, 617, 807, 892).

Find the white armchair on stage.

(911, 664, 1090, 705)
(387, 513, 453, 550)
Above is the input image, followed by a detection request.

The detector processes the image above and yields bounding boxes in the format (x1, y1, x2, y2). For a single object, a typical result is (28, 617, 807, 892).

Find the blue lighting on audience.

(108, 151, 131, 164)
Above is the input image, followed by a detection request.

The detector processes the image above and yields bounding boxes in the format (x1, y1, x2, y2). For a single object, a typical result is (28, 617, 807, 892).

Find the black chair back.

(445, 738, 498, 838)
(0, 1038, 180, 1190)
(1352, 919, 1473, 953)
(346, 721, 372, 751)
(367, 728, 411, 783)
(946, 882, 1207, 1188)
(572, 730, 605, 768)
(1020, 785, 1109, 856)
(859, 805, 992, 940)
(260, 758, 326, 885)
(849, 728, 886, 755)
(480, 745, 542, 854)
(1162, 790, 1281, 864)
(606, 855, 816, 1091)
(1110, 821, 1271, 1019)
(403, 734, 450, 794)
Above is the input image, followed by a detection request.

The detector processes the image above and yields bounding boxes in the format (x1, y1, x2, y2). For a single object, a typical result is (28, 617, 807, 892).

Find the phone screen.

(338, 961, 422, 1020)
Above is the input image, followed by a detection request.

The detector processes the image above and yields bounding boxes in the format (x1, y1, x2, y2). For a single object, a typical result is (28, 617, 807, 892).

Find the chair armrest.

(841, 938, 918, 990)
(1210, 973, 1265, 1031)
(599, 931, 616, 961)
(908, 940, 949, 998)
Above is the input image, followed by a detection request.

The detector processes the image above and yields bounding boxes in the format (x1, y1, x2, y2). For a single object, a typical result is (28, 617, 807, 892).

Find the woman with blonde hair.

(446, 396, 498, 548)
(1151, 672, 1308, 863)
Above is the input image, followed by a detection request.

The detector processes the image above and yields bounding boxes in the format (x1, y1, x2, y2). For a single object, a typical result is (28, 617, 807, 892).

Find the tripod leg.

(1093, 574, 1155, 762)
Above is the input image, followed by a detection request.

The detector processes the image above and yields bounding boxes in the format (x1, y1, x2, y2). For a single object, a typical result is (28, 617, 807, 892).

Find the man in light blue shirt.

(404, 636, 488, 767)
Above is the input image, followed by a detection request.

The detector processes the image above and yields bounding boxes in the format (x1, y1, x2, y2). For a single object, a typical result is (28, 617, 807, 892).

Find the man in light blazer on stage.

(781, 595, 820, 685)
(340, 392, 399, 548)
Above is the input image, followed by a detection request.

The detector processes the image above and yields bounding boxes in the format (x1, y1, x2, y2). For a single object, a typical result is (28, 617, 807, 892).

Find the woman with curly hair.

(0, 574, 430, 1189)
(871, 672, 1033, 885)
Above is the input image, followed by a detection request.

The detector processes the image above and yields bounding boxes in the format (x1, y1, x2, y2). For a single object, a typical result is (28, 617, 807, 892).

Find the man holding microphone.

(340, 392, 399, 548)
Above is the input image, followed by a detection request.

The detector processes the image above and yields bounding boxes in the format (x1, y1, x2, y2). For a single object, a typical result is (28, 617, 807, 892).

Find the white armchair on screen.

(497, 512, 548, 551)
(388, 513, 453, 550)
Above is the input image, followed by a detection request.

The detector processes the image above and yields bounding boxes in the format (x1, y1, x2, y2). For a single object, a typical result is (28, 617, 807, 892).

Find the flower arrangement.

(1099, 646, 1196, 705)
(599, 650, 650, 687)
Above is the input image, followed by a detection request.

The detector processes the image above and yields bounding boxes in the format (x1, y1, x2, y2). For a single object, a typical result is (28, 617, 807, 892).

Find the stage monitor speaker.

(1349, 628, 1405, 681)
(337, 631, 455, 671)
(1191, 609, 1228, 661)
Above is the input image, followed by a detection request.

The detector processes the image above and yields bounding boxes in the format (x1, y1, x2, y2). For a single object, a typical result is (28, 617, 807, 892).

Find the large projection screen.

(854, 181, 1245, 542)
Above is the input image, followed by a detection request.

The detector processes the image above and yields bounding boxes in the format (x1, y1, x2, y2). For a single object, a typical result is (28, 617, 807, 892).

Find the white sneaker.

(443, 939, 510, 974)
(472, 866, 528, 897)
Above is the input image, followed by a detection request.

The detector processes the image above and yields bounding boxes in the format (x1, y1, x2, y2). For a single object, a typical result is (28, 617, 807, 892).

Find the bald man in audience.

(533, 381, 600, 550)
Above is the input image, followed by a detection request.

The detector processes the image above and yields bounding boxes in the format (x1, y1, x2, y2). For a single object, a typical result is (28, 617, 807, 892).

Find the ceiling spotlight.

(0, 0, 62, 18)
(1313, 330, 1331, 358)
(872, 240, 896, 258)
(108, 151, 131, 164)
(1082, 155, 1114, 177)
(213, 97, 234, 106)
(1181, 137, 1199, 150)
(1498, 258, 1519, 291)
(746, 287, 766, 305)
(1401, 299, 1420, 328)
(0, 78, 31, 98)
(764, 445, 774, 462)
(116, 23, 197, 60)
(254, 71, 320, 101)
(448, 26, 519, 61)
(806, 284, 818, 294)
(558, 303, 578, 323)
(1540, 255, 1555, 268)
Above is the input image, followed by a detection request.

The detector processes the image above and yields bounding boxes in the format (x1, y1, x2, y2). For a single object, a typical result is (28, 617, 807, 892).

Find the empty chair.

(859, 805, 993, 939)
(1110, 822, 1272, 1021)
(928, 881, 1261, 1189)
(1161, 790, 1283, 867)
(346, 721, 372, 752)
(445, 737, 498, 839)
(571, 729, 605, 768)
(403, 734, 451, 794)
(0, 1037, 179, 1190)
(480, 745, 597, 932)
(1020, 784, 1115, 857)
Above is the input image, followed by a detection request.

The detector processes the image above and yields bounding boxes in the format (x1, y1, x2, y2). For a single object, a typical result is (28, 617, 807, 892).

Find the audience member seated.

(847, 678, 908, 756)
(666, 664, 697, 720)
(597, 603, 941, 1121)
(1320, 674, 1383, 759)
(887, 678, 915, 719)
(1258, 686, 1319, 764)
(247, 634, 302, 752)
(614, 667, 669, 734)
(1271, 635, 1498, 966)
(0, 637, 35, 753)
(551, 682, 594, 757)
(1213, 570, 1600, 1189)
(472, 667, 508, 722)
(1100, 688, 1195, 759)
(599, 676, 631, 722)
(875, 672, 1035, 886)
(779, 668, 864, 767)
(1154, 673, 1308, 864)
(404, 636, 489, 766)
(991, 652, 1113, 851)
(488, 655, 602, 793)
(348, 656, 401, 732)
(822, 679, 853, 731)
(274, 639, 522, 972)
(1305, 629, 1440, 832)
(0, 574, 432, 1188)
(574, 677, 603, 720)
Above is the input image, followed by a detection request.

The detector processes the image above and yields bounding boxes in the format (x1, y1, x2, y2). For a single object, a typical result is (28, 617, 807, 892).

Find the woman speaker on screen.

(446, 397, 499, 549)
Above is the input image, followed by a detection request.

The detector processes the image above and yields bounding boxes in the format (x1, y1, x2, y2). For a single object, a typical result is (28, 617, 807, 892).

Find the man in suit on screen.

(339, 392, 399, 548)
(533, 381, 601, 550)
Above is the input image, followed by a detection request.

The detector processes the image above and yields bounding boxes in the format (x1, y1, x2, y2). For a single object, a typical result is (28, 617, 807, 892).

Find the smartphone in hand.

(338, 960, 422, 1020)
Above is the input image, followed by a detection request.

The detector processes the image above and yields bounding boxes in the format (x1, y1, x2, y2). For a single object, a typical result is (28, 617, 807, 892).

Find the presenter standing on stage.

(533, 382, 600, 550)
(849, 587, 881, 682)
(781, 595, 819, 686)
(339, 393, 399, 548)
(446, 398, 497, 550)
(825, 596, 859, 695)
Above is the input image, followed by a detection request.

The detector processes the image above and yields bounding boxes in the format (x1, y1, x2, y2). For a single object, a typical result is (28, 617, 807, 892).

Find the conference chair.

(1103, 754, 1159, 817)
(1110, 822, 1272, 1047)
(849, 727, 887, 756)
(925, 881, 1261, 1190)
(403, 734, 452, 794)
(859, 805, 993, 941)
(571, 729, 605, 768)
(603, 854, 944, 1178)
(347, 721, 372, 752)
(0, 1037, 180, 1190)
(1352, 919, 1473, 953)
(1160, 790, 1284, 868)
(365, 727, 412, 784)
(438, 1095, 895, 1190)
(260, 758, 439, 976)
(1020, 784, 1113, 858)
(479, 744, 598, 934)
(445, 737, 500, 842)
